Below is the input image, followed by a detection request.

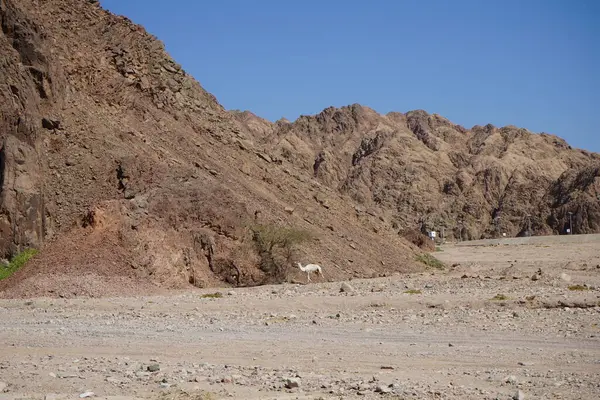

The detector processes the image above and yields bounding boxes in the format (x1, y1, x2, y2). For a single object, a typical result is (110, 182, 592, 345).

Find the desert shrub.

(415, 253, 445, 270)
(568, 285, 589, 291)
(201, 292, 223, 299)
(0, 248, 38, 280)
(490, 294, 510, 301)
(404, 289, 422, 295)
(248, 223, 313, 283)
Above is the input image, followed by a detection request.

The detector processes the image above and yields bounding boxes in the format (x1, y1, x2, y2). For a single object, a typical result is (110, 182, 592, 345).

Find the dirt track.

(1, 238, 600, 400)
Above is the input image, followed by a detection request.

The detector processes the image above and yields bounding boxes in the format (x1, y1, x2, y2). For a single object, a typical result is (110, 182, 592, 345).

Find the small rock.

(44, 394, 58, 400)
(374, 384, 392, 393)
(285, 377, 301, 389)
(340, 282, 355, 293)
(79, 392, 94, 398)
(135, 371, 150, 378)
(506, 375, 518, 384)
(531, 274, 539, 281)
(560, 273, 572, 283)
(513, 389, 525, 400)
(0, 382, 6, 392)
(147, 363, 160, 372)
(57, 373, 78, 379)
(227, 290, 236, 296)
(159, 382, 171, 389)
(163, 63, 178, 73)
(49, 372, 57, 378)
(42, 118, 60, 130)
(284, 206, 294, 214)
(255, 151, 272, 163)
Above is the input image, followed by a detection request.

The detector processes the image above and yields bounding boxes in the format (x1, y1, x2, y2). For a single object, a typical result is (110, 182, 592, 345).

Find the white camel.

(296, 262, 324, 283)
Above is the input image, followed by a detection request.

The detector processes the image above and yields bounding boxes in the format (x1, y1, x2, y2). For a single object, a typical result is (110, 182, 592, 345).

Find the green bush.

(249, 223, 313, 283)
(415, 253, 445, 270)
(568, 285, 589, 291)
(0, 248, 38, 280)
(201, 292, 223, 298)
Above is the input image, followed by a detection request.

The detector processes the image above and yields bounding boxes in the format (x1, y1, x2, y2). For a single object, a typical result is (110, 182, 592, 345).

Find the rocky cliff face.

(0, 0, 63, 257)
(233, 105, 600, 240)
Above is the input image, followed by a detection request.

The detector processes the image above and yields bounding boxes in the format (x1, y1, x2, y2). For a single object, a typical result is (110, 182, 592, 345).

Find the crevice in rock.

(0, 143, 6, 200)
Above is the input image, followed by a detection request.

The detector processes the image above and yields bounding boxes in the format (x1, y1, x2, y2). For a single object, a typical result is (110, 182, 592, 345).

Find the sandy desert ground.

(1, 237, 599, 400)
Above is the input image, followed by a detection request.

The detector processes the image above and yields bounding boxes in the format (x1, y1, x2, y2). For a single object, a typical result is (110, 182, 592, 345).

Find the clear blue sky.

(100, 0, 599, 152)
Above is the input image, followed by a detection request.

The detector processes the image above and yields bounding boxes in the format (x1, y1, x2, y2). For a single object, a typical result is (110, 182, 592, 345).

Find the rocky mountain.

(1, 0, 598, 298)
(232, 106, 600, 240)
(0, 0, 426, 298)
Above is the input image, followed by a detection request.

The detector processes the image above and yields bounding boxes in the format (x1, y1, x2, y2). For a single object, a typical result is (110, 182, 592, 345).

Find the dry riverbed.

(1, 240, 599, 400)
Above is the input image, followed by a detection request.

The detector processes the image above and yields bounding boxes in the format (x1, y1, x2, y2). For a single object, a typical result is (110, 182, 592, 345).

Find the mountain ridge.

(232, 103, 600, 240)
(235, 104, 594, 153)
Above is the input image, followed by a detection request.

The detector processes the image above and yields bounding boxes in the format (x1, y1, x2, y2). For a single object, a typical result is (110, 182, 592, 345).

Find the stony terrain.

(1, 238, 599, 400)
(1, 0, 599, 298)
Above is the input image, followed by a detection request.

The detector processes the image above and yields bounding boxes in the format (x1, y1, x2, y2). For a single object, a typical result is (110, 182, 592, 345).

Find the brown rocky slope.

(0, 0, 427, 298)
(233, 106, 600, 240)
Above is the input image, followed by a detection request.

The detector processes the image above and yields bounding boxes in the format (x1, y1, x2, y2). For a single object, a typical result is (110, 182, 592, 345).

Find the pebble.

(147, 363, 160, 372)
(375, 384, 392, 393)
(135, 371, 150, 378)
(340, 282, 355, 293)
(513, 389, 525, 400)
(0, 382, 6, 392)
(285, 377, 301, 389)
(79, 392, 94, 398)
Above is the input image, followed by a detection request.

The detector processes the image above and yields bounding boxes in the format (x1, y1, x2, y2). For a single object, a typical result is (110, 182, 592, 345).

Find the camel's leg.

(307, 272, 311, 283)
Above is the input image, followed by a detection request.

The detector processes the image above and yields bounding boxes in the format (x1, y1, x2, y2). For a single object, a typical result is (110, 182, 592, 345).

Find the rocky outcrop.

(0, 0, 61, 257)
